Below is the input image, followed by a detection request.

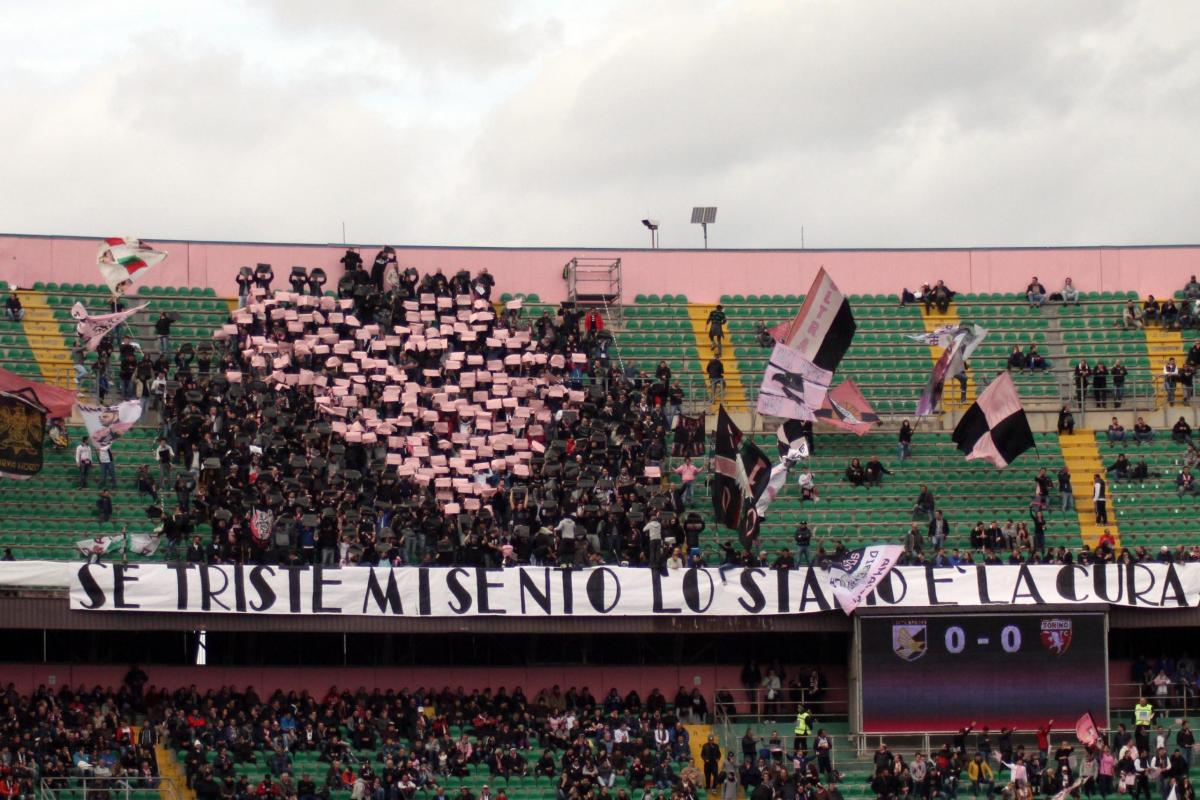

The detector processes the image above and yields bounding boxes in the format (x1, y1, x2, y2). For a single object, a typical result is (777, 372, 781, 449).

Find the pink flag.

(1075, 712, 1100, 748)
(71, 301, 149, 351)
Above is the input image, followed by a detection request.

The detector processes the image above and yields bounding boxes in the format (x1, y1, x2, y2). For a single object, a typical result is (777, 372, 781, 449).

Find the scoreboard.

(857, 613, 1108, 732)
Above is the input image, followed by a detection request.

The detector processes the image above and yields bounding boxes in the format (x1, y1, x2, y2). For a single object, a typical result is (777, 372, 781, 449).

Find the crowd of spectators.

(121, 256, 706, 570)
(0, 669, 160, 800)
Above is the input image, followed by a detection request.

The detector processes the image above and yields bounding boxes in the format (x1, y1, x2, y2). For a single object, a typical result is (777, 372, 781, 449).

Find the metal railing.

(39, 775, 178, 800)
(1111, 680, 1200, 721)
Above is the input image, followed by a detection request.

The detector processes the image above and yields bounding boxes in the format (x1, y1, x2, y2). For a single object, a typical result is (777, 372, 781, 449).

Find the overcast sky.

(1, 0, 1198, 250)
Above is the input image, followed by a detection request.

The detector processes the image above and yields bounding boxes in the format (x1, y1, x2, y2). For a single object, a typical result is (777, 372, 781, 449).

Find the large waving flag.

(814, 380, 878, 435)
(915, 325, 987, 416)
(97, 237, 167, 297)
(951, 372, 1035, 468)
(71, 301, 149, 351)
(773, 268, 857, 372)
(827, 544, 905, 614)
(756, 343, 832, 421)
(76, 399, 143, 450)
(712, 407, 772, 544)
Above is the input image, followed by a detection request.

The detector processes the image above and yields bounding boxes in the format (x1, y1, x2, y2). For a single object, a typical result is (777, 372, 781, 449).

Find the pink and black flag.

(951, 372, 1035, 468)
(815, 380, 879, 435)
(712, 406, 772, 544)
(773, 268, 857, 372)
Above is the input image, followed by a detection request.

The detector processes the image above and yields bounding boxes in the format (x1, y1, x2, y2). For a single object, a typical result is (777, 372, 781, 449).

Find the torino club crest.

(1040, 618, 1073, 655)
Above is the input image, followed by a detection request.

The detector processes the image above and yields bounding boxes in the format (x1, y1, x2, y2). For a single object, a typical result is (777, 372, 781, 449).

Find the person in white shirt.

(643, 512, 663, 568)
(666, 548, 685, 570)
(75, 438, 94, 489)
(1061, 278, 1080, 305)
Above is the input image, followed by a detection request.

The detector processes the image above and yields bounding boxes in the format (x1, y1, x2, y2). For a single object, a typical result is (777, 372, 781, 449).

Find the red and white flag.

(97, 237, 167, 297)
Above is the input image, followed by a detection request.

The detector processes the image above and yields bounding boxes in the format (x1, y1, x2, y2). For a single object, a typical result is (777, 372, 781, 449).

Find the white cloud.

(0, 0, 1197, 248)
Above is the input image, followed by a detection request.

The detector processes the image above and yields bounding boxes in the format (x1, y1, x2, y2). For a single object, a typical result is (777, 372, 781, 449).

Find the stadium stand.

(7, 267, 1200, 565)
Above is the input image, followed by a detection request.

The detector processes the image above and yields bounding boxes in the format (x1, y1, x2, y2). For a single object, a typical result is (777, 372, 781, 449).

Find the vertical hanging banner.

(0, 390, 47, 479)
(712, 406, 772, 543)
(671, 413, 706, 457)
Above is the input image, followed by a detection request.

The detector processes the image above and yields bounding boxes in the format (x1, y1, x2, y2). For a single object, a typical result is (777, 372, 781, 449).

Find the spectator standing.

(912, 484, 935, 522)
(794, 521, 812, 565)
(1093, 474, 1108, 524)
(1057, 405, 1075, 435)
(155, 311, 173, 354)
(75, 437, 93, 488)
(898, 421, 913, 461)
(1164, 358, 1181, 405)
(1074, 360, 1091, 406)
(1181, 361, 1196, 405)
(706, 356, 725, 404)
(1093, 361, 1109, 407)
(97, 445, 115, 488)
(97, 489, 113, 523)
(1112, 360, 1128, 407)
(674, 457, 702, 507)
(1058, 466, 1075, 513)
(706, 305, 727, 353)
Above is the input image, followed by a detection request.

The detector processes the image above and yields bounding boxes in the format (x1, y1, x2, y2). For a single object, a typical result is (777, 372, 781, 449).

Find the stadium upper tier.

(4, 264, 1200, 564)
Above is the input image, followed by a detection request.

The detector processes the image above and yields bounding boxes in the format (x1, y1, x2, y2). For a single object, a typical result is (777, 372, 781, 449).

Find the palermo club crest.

(892, 622, 927, 661)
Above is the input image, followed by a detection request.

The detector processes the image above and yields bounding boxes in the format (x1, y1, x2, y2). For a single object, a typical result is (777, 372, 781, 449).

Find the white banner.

(51, 563, 1200, 617)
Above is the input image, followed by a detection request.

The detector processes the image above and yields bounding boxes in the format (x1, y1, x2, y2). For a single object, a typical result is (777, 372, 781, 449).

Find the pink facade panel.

(1, 233, 1197, 302)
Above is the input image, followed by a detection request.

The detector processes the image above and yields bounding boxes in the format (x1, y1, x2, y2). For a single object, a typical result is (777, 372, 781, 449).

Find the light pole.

(690, 207, 717, 248)
(642, 219, 660, 248)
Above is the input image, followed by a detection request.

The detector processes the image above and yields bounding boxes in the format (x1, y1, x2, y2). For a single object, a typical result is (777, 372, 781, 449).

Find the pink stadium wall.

(1, 234, 1198, 302)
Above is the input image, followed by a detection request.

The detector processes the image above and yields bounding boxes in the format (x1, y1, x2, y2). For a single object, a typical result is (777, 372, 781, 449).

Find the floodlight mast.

(641, 219, 660, 249)
(690, 207, 717, 249)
